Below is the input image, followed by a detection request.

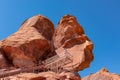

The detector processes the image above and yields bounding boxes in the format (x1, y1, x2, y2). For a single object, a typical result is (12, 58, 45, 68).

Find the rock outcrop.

(82, 68, 120, 80)
(0, 15, 54, 68)
(53, 15, 94, 71)
(0, 14, 94, 80)
(53, 15, 84, 49)
(2, 71, 81, 80)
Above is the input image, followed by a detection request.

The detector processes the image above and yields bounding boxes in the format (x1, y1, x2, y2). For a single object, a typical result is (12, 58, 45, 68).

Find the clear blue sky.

(0, 0, 120, 77)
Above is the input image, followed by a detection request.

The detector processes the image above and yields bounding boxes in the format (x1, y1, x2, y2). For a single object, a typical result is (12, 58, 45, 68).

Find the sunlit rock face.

(0, 15, 54, 68)
(53, 15, 94, 71)
(82, 68, 120, 80)
(1, 71, 81, 80)
(53, 15, 84, 49)
(0, 14, 94, 80)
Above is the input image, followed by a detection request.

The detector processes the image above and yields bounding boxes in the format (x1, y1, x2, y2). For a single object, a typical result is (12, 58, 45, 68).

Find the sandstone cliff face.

(0, 15, 54, 68)
(82, 68, 120, 80)
(53, 15, 94, 71)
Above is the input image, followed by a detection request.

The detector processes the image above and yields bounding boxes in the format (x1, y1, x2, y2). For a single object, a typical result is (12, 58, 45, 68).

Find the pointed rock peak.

(61, 14, 76, 19)
(29, 14, 48, 20)
(56, 14, 84, 35)
(58, 14, 77, 24)
(35, 14, 46, 17)
(99, 68, 109, 73)
(29, 14, 49, 21)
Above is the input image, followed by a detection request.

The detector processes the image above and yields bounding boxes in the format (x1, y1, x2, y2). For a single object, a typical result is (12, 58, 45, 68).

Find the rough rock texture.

(82, 68, 120, 80)
(53, 15, 84, 49)
(2, 71, 81, 80)
(0, 49, 8, 68)
(54, 15, 94, 71)
(0, 14, 94, 80)
(0, 15, 54, 68)
(0, 42, 8, 68)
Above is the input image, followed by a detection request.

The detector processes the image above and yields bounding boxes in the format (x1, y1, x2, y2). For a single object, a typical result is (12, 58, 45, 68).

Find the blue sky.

(0, 0, 120, 77)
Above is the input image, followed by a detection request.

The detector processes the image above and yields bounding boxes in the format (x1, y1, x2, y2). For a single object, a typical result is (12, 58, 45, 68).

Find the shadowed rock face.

(0, 15, 54, 68)
(53, 15, 94, 71)
(0, 49, 8, 68)
(82, 68, 120, 80)
(0, 42, 9, 68)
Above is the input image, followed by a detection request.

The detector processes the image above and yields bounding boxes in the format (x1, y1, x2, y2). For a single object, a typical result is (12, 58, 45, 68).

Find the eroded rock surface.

(0, 14, 94, 80)
(54, 15, 94, 71)
(0, 15, 54, 68)
(2, 71, 81, 80)
(82, 68, 120, 80)
(0, 42, 8, 68)
(53, 15, 84, 49)
(0, 49, 8, 68)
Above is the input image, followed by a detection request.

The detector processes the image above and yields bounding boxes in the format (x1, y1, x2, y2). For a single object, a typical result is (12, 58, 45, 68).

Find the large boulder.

(53, 15, 84, 49)
(54, 15, 94, 71)
(0, 15, 54, 68)
(82, 68, 120, 80)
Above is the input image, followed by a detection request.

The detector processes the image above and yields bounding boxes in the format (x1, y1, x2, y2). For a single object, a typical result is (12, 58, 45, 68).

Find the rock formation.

(53, 15, 84, 49)
(0, 42, 8, 68)
(53, 15, 94, 71)
(82, 68, 120, 80)
(1, 71, 81, 80)
(0, 49, 8, 68)
(0, 15, 54, 68)
(0, 14, 94, 80)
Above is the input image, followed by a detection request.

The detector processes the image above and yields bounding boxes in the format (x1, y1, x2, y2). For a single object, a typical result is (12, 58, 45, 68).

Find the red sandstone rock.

(0, 49, 8, 68)
(0, 42, 8, 68)
(0, 15, 54, 68)
(82, 68, 120, 80)
(53, 15, 84, 49)
(2, 71, 81, 80)
(0, 14, 94, 79)
(54, 15, 94, 71)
